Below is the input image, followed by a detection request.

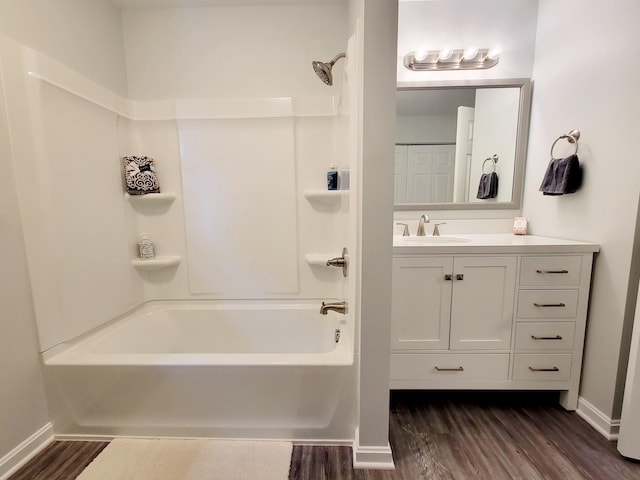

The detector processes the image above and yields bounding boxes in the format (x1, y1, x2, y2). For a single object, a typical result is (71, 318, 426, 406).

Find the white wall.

(395, 114, 456, 144)
(0, 0, 127, 96)
(522, 0, 640, 423)
(0, 0, 129, 469)
(468, 87, 519, 203)
(397, 0, 538, 83)
(122, 4, 346, 100)
(349, 0, 398, 469)
(0, 42, 50, 475)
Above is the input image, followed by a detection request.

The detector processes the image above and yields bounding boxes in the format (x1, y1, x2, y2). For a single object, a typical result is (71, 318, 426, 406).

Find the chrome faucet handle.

(416, 214, 430, 236)
(396, 222, 410, 236)
(432, 222, 447, 237)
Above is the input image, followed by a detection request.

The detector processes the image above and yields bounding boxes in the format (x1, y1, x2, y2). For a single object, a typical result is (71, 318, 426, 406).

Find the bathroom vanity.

(390, 234, 599, 410)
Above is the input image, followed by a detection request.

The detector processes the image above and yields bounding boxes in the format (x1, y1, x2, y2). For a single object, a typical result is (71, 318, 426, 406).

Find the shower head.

(312, 52, 346, 86)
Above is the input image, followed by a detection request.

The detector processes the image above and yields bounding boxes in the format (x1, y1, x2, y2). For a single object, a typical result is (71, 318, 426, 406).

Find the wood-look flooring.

(9, 390, 640, 480)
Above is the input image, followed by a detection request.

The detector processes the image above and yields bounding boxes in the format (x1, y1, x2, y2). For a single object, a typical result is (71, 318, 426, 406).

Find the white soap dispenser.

(138, 233, 155, 259)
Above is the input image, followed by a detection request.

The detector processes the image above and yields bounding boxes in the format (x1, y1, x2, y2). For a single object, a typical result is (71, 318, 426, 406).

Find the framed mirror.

(394, 78, 531, 210)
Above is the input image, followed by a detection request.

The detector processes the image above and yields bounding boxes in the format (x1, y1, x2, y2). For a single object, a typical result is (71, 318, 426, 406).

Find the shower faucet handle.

(325, 247, 349, 277)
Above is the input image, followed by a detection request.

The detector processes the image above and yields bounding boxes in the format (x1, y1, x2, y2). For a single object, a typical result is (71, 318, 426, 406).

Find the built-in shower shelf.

(132, 255, 181, 270)
(303, 189, 346, 204)
(126, 192, 177, 205)
(305, 254, 337, 267)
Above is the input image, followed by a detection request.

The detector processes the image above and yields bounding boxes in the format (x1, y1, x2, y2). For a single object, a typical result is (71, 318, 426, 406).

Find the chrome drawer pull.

(531, 335, 563, 340)
(536, 269, 569, 274)
(528, 366, 559, 372)
(435, 366, 464, 372)
(533, 302, 566, 307)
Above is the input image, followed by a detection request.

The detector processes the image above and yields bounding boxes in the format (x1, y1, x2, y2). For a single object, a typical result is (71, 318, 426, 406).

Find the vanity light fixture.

(404, 47, 500, 71)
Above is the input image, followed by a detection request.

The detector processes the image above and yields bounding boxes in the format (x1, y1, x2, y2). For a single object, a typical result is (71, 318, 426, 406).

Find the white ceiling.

(111, 0, 344, 9)
(396, 88, 476, 116)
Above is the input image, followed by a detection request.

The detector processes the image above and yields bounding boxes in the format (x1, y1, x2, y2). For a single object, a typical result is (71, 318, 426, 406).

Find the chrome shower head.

(312, 52, 346, 86)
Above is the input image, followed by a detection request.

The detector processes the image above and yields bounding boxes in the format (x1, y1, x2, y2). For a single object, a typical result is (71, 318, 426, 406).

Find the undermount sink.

(403, 236, 471, 244)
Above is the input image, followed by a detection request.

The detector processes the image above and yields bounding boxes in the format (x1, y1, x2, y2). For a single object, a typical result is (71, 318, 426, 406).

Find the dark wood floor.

(9, 391, 640, 480)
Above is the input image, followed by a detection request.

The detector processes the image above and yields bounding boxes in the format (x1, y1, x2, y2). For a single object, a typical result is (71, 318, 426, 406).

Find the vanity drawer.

(512, 354, 572, 381)
(515, 322, 576, 351)
(517, 290, 579, 319)
(390, 353, 509, 382)
(519, 256, 582, 287)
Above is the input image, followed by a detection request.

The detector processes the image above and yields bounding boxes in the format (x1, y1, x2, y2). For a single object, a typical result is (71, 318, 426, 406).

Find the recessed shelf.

(132, 255, 181, 270)
(126, 192, 177, 205)
(303, 189, 347, 204)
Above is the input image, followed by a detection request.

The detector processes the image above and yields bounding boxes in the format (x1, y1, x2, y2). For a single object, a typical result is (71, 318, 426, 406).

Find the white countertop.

(393, 234, 600, 255)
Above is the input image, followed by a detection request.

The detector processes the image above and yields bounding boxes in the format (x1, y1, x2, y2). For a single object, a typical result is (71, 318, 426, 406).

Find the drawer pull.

(528, 366, 559, 372)
(435, 366, 464, 372)
(533, 302, 566, 308)
(536, 269, 569, 274)
(443, 274, 453, 281)
(531, 335, 563, 340)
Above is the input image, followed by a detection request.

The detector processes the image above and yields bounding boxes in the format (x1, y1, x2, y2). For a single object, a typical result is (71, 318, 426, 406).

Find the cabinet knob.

(455, 274, 464, 281)
(443, 274, 452, 281)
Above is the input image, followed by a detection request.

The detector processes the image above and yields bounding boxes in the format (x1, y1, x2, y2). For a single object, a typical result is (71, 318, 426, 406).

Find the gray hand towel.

(539, 154, 582, 195)
(477, 172, 498, 199)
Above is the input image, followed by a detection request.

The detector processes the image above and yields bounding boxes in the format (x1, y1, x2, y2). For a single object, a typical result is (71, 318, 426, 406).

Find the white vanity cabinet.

(390, 235, 599, 410)
(391, 256, 516, 351)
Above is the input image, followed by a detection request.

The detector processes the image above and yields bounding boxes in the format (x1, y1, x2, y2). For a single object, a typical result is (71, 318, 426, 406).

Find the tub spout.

(320, 300, 347, 315)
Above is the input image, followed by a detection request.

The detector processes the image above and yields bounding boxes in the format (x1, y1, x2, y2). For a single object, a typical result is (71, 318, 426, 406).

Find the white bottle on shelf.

(138, 233, 155, 259)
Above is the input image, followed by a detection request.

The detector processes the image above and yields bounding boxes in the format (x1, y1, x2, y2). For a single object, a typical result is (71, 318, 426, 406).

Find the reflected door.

(402, 145, 454, 203)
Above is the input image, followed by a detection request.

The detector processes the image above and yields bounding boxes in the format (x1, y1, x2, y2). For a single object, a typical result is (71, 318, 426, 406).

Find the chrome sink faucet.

(416, 214, 430, 236)
(320, 300, 347, 315)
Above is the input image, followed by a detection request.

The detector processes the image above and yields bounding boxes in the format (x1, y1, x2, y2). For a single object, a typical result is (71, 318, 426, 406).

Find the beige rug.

(76, 438, 292, 480)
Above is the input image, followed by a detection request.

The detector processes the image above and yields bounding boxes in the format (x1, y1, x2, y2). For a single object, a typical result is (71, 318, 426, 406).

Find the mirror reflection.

(394, 79, 531, 210)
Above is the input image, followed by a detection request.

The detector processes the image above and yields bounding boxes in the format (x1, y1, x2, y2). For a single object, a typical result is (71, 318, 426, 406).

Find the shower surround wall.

(4, 1, 356, 442)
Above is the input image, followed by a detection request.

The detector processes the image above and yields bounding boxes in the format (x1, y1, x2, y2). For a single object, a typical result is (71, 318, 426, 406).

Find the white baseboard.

(352, 428, 395, 470)
(576, 396, 620, 440)
(0, 423, 54, 480)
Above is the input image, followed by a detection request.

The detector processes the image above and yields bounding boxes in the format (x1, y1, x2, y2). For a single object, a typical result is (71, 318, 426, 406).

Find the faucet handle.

(433, 222, 447, 237)
(396, 222, 410, 236)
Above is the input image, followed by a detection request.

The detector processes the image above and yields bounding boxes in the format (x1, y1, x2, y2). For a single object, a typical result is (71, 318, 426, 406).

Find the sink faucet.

(416, 214, 430, 236)
(320, 300, 347, 315)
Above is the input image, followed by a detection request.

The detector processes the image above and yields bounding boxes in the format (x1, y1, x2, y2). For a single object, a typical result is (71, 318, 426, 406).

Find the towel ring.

(482, 154, 499, 174)
(550, 129, 580, 158)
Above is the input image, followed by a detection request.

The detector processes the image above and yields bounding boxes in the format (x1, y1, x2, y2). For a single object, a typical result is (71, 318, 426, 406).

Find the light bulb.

(487, 46, 501, 60)
(414, 49, 428, 62)
(438, 48, 453, 61)
(463, 47, 478, 60)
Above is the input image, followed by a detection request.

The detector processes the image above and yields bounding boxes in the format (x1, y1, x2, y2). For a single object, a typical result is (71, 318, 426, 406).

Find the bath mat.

(76, 438, 292, 480)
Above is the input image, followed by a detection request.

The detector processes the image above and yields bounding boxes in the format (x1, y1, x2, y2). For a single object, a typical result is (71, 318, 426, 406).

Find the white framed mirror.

(394, 78, 531, 210)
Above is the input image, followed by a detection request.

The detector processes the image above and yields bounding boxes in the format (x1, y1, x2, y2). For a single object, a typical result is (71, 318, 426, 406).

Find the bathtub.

(43, 301, 357, 441)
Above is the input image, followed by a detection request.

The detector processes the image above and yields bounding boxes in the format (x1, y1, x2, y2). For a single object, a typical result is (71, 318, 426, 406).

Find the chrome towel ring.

(550, 129, 580, 158)
(482, 154, 499, 174)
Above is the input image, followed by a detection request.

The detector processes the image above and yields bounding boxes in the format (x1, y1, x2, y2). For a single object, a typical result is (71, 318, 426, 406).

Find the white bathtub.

(43, 302, 357, 441)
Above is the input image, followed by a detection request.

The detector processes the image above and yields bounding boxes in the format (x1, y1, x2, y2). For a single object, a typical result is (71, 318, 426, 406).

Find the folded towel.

(477, 172, 498, 199)
(122, 156, 160, 195)
(539, 154, 582, 195)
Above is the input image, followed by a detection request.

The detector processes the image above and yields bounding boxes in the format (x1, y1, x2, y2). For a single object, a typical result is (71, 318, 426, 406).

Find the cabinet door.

(449, 256, 516, 350)
(391, 256, 453, 350)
